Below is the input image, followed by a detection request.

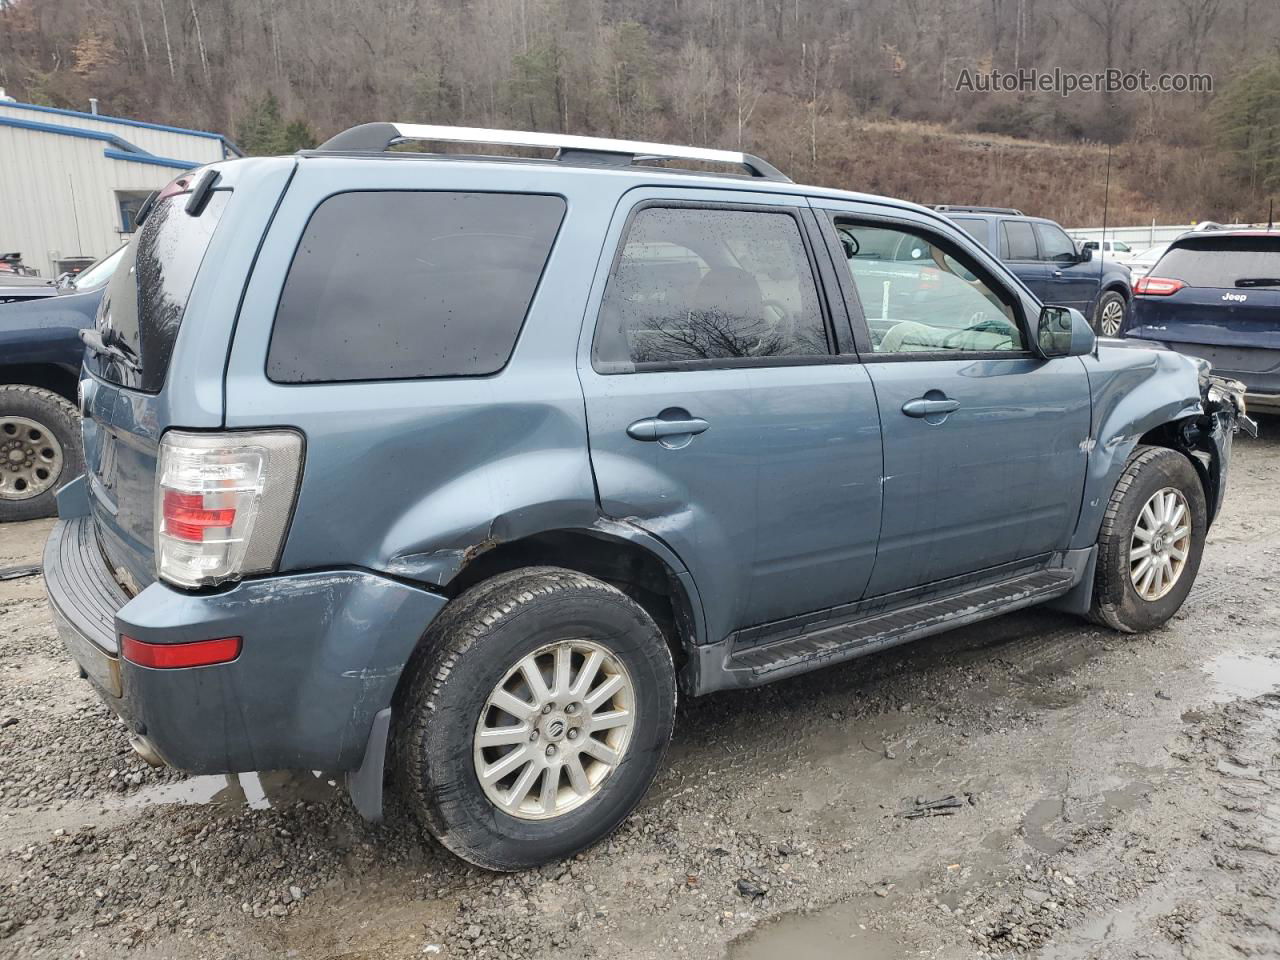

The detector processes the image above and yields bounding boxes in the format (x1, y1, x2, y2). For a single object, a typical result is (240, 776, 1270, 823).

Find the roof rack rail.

(313, 122, 791, 182)
(933, 204, 1025, 216)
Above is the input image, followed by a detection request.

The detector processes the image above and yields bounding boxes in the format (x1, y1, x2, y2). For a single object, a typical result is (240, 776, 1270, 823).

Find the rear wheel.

(1093, 290, 1127, 337)
(397, 567, 676, 871)
(1089, 445, 1206, 632)
(0, 385, 82, 522)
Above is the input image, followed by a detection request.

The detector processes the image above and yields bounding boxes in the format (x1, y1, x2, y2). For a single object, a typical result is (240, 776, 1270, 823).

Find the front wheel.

(1093, 290, 1127, 337)
(396, 567, 676, 871)
(1089, 446, 1207, 633)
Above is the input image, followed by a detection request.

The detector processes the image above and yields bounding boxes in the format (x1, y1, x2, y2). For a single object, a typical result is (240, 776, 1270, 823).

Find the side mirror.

(1076, 245, 1093, 263)
(1037, 305, 1096, 358)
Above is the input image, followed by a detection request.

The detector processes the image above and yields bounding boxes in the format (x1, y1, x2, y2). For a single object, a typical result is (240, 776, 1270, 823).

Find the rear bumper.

(43, 515, 448, 775)
(1125, 335, 1280, 400)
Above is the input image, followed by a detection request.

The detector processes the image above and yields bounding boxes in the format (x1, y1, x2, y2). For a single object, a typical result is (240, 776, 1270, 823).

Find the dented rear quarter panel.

(1070, 343, 1205, 549)
(222, 159, 622, 581)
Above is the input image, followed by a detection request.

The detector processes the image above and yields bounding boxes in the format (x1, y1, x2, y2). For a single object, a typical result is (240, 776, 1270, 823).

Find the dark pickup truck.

(0, 245, 125, 520)
(936, 206, 1133, 337)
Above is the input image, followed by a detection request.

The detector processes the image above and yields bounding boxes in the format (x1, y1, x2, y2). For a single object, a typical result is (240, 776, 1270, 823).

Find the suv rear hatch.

(81, 160, 293, 594)
(1129, 234, 1280, 390)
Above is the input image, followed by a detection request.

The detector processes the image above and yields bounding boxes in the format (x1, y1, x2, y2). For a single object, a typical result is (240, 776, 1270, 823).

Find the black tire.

(397, 567, 676, 871)
(1089, 445, 1207, 633)
(0, 385, 83, 523)
(1093, 289, 1128, 337)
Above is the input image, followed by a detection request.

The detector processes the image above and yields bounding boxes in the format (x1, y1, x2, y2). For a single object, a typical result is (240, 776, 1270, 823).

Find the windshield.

(71, 245, 127, 290)
(1155, 237, 1280, 288)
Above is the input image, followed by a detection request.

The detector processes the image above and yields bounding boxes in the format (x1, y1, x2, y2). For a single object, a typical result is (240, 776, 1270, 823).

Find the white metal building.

(0, 98, 240, 277)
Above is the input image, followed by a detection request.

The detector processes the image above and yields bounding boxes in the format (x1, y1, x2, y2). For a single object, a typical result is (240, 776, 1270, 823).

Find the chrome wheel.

(0, 416, 64, 501)
(473, 639, 635, 821)
(1130, 486, 1191, 601)
(1099, 297, 1125, 337)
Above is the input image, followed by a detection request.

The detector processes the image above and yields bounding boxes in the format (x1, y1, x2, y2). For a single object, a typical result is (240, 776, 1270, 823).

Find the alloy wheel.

(473, 639, 635, 820)
(1130, 486, 1192, 601)
(1099, 298, 1125, 337)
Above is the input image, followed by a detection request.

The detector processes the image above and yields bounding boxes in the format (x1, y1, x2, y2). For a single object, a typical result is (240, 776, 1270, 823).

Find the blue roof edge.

(0, 99, 241, 156)
(0, 115, 199, 171)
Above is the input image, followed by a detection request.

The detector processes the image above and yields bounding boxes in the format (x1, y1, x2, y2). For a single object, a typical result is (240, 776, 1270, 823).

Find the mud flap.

(346, 707, 392, 822)
(1044, 546, 1097, 616)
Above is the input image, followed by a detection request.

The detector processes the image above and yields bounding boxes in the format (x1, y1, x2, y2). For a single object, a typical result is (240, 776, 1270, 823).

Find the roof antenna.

(1097, 141, 1111, 345)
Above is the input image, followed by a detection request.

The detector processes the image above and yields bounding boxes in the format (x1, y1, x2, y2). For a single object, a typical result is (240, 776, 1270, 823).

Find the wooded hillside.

(2, 0, 1278, 225)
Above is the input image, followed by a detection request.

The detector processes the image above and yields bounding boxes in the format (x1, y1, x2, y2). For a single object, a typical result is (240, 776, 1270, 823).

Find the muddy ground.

(2, 422, 1279, 960)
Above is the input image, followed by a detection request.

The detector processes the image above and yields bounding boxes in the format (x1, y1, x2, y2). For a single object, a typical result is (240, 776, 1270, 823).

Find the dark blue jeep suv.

(1125, 230, 1280, 411)
(937, 206, 1133, 336)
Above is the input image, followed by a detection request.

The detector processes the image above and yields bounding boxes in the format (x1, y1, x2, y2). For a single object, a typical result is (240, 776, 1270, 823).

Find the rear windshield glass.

(94, 190, 230, 392)
(1156, 237, 1280, 288)
(268, 191, 566, 383)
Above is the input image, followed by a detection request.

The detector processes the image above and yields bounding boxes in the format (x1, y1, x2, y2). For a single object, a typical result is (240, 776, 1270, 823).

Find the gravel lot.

(3, 421, 1279, 960)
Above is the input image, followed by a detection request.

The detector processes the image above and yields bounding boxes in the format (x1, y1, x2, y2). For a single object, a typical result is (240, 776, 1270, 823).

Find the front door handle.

(626, 415, 710, 442)
(1053, 270, 1064, 277)
(902, 397, 960, 418)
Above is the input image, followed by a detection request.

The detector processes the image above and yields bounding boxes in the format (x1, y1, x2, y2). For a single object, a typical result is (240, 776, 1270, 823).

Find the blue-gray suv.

(44, 124, 1249, 871)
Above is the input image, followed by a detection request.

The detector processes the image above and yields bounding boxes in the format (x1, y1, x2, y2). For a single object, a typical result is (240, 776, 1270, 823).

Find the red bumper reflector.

(121, 635, 242, 669)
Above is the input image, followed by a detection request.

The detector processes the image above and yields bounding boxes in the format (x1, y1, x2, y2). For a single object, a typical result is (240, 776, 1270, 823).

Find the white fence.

(1067, 222, 1272, 248)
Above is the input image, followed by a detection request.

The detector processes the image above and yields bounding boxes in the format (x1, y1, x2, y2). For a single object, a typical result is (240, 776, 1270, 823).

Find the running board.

(724, 568, 1076, 682)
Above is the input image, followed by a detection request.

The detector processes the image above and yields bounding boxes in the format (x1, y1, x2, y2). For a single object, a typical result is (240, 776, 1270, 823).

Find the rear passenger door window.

(1001, 220, 1039, 261)
(268, 191, 565, 383)
(592, 205, 831, 370)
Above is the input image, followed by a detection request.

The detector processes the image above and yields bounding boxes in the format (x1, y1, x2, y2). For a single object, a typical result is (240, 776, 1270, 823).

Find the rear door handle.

(626, 416, 710, 441)
(902, 397, 960, 418)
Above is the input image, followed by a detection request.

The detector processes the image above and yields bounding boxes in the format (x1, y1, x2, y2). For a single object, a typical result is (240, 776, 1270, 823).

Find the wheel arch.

(442, 523, 705, 673)
(1134, 419, 1220, 525)
(0, 363, 79, 403)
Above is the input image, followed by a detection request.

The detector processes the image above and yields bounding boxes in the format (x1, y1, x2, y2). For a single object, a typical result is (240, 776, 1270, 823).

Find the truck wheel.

(1093, 290, 1127, 337)
(1089, 446, 1206, 633)
(397, 567, 676, 871)
(0, 385, 83, 523)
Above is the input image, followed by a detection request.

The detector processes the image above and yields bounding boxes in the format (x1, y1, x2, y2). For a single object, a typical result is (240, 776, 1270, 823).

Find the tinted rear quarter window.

(950, 218, 988, 248)
(268, 191, 565, 383)
(94, 190, 230, 392)
(1155, 237, 1280, 288)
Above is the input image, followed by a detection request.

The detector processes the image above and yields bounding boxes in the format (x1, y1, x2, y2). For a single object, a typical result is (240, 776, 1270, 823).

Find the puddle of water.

(1203, 653, 1280, 702)
(1022, 778, 1155, 854)
(730, 899, 902, 960)
(1036, 896, 1177, 959)
(122, 770, 340, 813)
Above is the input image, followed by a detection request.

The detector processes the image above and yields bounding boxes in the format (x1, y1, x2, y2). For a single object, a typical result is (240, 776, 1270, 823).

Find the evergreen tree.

(281, 118, 317, 152)
(237, 93, 287, 156)
(1214, 59, 1280, 193)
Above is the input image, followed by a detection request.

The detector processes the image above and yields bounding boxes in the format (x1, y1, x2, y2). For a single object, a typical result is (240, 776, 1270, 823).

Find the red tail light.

(162, 490, 236, 542)
(1134, 276, 1185, 296)
(121, 635, 242, 669)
